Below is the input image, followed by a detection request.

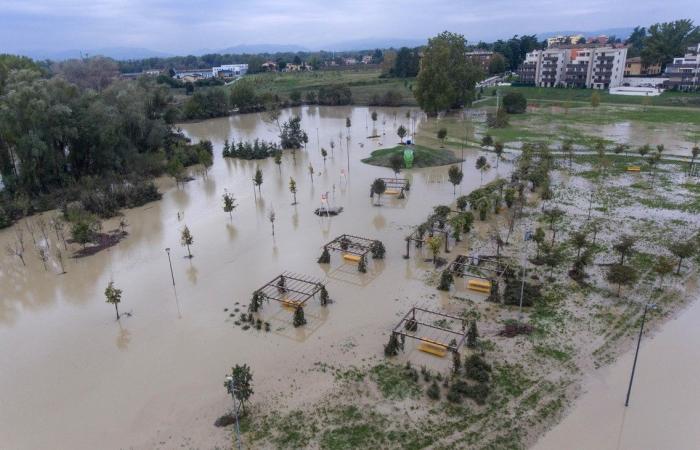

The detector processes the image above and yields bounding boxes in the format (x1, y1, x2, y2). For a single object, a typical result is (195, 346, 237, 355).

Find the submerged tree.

(466, 321, 478, 348)
(280, 116, 308, 149)
(384, 332, 401, 357)
(437, 128, 448, 147)
(289, 177, 298, 205)
(613, 234, 637, 265)
(475, 155, 490, 185)
(253, 166, 264, 194)
(494, 142, 504, 168)
(249, 291, 265, 313)
(390, 153, 404, 178)
(438, 269, 454, 291)
(317, 246, 331, 264)
(181, 225, 194, 258)
(293, 307, 307, 327)
(222, 190, 237, 221)
(397, 125, 408, 143)
(358, 255, 367, 273)
(370, 240, 386, 259)
(448, 165, 464, 194)
(268, 208, 276, 236)
(105, 281, 123, 320)
(426, 235, 442, 265)
(319, 284, 330, 306)
(372, 178, 387, 206)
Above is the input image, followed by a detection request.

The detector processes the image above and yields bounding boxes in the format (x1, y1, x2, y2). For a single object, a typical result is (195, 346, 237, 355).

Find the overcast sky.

(1, 0, 698, 54)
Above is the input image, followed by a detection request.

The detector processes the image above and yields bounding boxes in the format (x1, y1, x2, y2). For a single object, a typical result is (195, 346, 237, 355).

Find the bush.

(502, 92, 527, 114)
(369, 90, 403, 106)
(464, 354, 492, 383)
(427, 381, 440, 400)
(503, 279, 541, 307)
(486, 108, 509, 128)
(318, 84, 352, 105)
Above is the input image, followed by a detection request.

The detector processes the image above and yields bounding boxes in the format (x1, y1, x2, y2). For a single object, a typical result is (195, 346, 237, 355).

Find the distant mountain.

(536, 27, 635, 41)
(18, 47, 173, 61)
(216, 44, 310, 54)
(319, 38, 427, 51)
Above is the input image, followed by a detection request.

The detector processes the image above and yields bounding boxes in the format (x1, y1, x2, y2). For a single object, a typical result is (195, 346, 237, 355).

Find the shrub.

(318, 84, 352, 105)
(464, 354, 492, 383)
(370, 240, 386, 259)
(293, 307, 307, 327)
(438, 270, 453, 291)
(427, 381, 440, 400)
(503, 278, 541, 307)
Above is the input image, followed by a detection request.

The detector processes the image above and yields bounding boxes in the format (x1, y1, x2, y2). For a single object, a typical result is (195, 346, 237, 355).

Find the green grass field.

(484, 85, 700, 108)
(361, 144, 463, 168)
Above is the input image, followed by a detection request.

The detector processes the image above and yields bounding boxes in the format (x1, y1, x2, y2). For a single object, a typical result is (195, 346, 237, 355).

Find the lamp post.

(165, 247, 175, 286)
(519, 230, 532, 319)
(225, 375, 243, 450)
(625, 302, 656, 407)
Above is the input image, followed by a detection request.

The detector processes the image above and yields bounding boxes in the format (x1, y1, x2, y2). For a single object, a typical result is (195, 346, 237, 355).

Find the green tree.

(390, 153, 403, 178)
(225, 364, 254, 412)
(181, 225, 193, 258)
(414, 31, 482, 115)
(274, 151, 282, 173)
(280, 116, 308, 149)
(606, 264, 639, 297)
(613, 234, 637, 265)
(222, 190, 237, 221)
(654, 255, 675, 288)
(493, 142, 504, 168)
(590, 91, 601, 107)
(426, 235, 443, 265)
(321, 148, 328, 164)
(533, 226, 545, 259)
(448, 165, 464, 194)
(293, 307, 307, 327)
(690, 146, 699, 169)
(104, 281, 122, 320)
(475, 155, 490, 185)
(466, 321, 478, 348)
(669, 240, 696, 274)
(437, 128, 448, 146)
(268, 208, 276, 236)
(642, 19, 700, 69)
(481, 134, 493, 148)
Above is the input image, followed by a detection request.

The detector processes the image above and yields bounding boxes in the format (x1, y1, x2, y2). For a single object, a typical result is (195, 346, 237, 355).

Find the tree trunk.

(677, 257, 683, 275)
(187, 245, 191, 258)
(616, 283, 621, 297)
(115, 303, 120, 320)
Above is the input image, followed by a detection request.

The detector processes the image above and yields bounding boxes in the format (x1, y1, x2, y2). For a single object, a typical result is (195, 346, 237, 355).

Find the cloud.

(0, 0, 698, 54)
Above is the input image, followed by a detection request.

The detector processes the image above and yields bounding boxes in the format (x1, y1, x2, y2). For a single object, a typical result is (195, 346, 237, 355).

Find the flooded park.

(1, 103, 699, 449)
(0, 106, 504, 449)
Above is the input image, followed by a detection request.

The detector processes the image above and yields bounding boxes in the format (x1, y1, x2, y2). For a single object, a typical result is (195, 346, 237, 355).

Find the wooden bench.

(343, 253, 362, 263)
(385, 188, 400, 195)
(467, 279, 491, 293)
(626, 166, 641, 172)
(417, 338, 448, 357)
(281, 298, 303, 309)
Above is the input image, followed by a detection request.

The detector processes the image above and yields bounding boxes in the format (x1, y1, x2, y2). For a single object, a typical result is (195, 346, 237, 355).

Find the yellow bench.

(385, 188, 400, 195)
(343, 253, 362, 263)
(467, 279, 491, 293)
(281, 298, 303, 309)
(417, 338, 448, 357)
(626, 166, 641, 172)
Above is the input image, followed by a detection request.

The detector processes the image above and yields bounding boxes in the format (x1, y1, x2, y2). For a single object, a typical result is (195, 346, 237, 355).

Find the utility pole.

(165, 248, 175, 286)
(625, 303, 656, 407)
(224, 376, 243, 450)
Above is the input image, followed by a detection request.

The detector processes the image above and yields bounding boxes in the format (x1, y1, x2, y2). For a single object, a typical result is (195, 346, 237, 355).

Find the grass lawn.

(247, 68, 417, 106)
(490, 85, 700, 108)
(361, 144, 463, 168)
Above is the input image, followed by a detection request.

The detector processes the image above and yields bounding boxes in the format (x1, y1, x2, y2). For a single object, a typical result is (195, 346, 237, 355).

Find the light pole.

(225, 375, 243, 450)
(165, 247, 175, 286)
(625, 302, 656, 407)
(519, 230, 532, 319)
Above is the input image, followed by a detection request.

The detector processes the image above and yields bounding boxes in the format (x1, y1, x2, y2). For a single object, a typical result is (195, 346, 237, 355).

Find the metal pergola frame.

(323, 234, 375, 257)
(404, 223, 450, 258)
(391, 306, 468, 354)
(256, 271, 324, 307)
(448, 254, 509, 280)
(379, 177, 409, 191)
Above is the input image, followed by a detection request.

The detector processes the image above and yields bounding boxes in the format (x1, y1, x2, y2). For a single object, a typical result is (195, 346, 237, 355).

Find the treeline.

(0, 55, 212, 228)
(222, 139, 280, 160)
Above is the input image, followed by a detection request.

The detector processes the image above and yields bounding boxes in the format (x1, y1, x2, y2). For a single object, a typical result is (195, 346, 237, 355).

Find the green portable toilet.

(403, 145, 414, 168)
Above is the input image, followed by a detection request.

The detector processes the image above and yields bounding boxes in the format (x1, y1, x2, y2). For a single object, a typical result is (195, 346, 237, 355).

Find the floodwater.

(534, 289, 700, 450)
(0, 106, 507, 449)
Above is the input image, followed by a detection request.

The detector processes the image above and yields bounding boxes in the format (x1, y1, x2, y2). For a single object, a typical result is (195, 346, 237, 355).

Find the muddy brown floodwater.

(0, 106, 511, 449)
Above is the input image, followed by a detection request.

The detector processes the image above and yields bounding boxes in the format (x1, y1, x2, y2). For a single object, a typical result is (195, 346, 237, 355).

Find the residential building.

(343, 58, 358, 65)
(213, 64, 248, 77)
(261, 61, 277, 72)
(466, 50, 493, 72)
(624, 57, 661, 76)
(664, 43, 700, 91)
(518, 44, 627, 89)
(284, 63, 310, 72)
(361, 55, 373, 64)
(547, 34, 585, 47)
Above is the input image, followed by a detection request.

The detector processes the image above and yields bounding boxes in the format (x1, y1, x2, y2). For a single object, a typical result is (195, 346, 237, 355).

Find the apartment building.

(664, 43, 700, 91)
(624, 57, 661, 76)
(517, 45, 627, 89)
(212, 64, 248, 77)
(466, 50, 494, 72)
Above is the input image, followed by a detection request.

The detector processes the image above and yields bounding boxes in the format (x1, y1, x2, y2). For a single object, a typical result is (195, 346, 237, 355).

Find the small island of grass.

(361, 144, 463, 169)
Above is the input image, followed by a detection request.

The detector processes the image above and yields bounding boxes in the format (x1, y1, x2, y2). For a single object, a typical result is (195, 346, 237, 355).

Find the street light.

(165, 247, 175, 286)
(225, 375, 243, 450)
(519, 230, 533, 319)
(625, 302, 657, 407)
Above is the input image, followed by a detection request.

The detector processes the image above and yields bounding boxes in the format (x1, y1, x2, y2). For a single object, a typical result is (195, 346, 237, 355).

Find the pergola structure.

(256, 271, 325, 309)
(320, 234, 382, 271)
(390, 307, 468, 357)
(404, 222, 450, 259)
(448, 255, 508, 279)
(379, 178, 409, 196)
